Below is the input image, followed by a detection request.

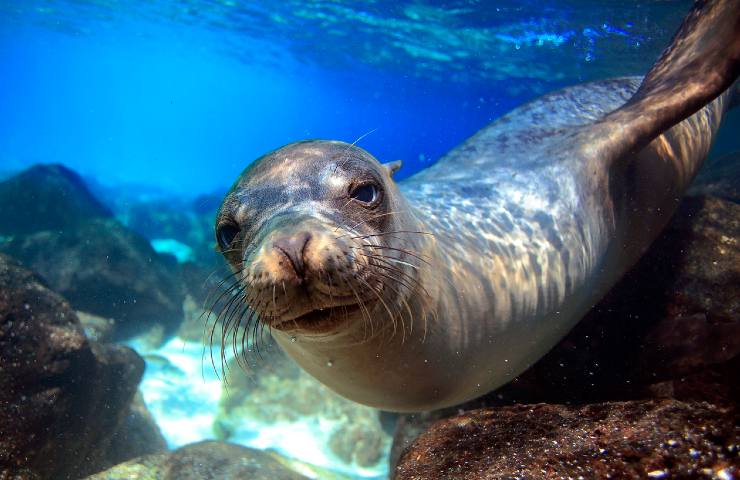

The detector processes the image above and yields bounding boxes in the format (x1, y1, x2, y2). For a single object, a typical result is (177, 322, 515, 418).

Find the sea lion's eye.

(216, 222, 240, 250)
(349, 183, 380, 205)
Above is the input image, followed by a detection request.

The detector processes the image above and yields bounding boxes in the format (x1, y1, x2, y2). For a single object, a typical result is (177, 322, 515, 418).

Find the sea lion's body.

(372, 77, 732, 409)
(215, 0, 740, 412)
(272, 79, 732, 411)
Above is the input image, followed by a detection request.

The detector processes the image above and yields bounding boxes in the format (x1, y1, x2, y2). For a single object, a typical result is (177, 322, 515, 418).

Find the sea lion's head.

(215, 140, 426, 340)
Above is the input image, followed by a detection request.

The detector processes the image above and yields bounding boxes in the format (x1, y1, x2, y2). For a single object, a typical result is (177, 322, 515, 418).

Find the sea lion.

(213, 0, 740, 412)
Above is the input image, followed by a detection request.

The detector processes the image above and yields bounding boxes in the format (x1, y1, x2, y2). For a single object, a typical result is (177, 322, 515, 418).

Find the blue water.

(0, 0, 693, 196)
(4, 1, 737, 478)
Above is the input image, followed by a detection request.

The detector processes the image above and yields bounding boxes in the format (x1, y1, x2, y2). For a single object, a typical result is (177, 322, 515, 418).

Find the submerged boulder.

(2, 218, 185, 340)
(0, 164, 112, 235)
(85, 441, 309, 480)
(103, 393, 169, 469)
(112, 191, 223, 267)
(0, 164, 185, 340)
(0, 254, 145, 479)
(394, 400, 738, 480)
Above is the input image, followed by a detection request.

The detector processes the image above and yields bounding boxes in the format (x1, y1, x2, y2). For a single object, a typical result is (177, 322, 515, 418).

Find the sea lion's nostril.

(273, 231, 312, 278)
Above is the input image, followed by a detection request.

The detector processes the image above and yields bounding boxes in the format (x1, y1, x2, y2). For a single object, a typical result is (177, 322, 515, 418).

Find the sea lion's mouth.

(272, 302, 369, 333)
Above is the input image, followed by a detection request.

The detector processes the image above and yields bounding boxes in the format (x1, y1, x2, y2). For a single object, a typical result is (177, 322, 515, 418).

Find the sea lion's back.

(407, 78, 641, 188)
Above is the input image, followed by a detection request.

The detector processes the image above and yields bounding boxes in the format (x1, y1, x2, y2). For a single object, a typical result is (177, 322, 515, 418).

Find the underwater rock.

(0, 164, 112, 236)
(76, 309, 118, 343)
(0, 164, 187, 340)
(103, 392, 168, 469)
(127, 200, 194, 245)
(635, 195, 739, 378)
(117, 193, 222, 267)
(84, 441, 309, 480)
(689, 151, 740, 203)
(0, 254, 145, 479)
(328, 420, 384, 468)
(0, 217, 185, 340)
(394, 400, 739, 480)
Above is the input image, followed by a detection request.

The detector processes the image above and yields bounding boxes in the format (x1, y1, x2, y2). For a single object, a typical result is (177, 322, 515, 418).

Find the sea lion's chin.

(270, 301, 370, 335)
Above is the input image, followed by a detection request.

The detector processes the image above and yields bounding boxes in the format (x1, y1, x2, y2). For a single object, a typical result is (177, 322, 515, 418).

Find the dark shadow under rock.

(689, 151, 740, 203)
(523, 195, 740, 403)
(0, 218, 185, 340)
(0, 164, 112, 236)
(394, 400, 738, 480)
(0, 254, 145, 480)
(85, 441, 309, 480)
(103, 392, 168, 469)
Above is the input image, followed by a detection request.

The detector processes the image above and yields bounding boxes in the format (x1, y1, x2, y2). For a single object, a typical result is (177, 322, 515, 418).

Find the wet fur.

(212, 0, 740, 410)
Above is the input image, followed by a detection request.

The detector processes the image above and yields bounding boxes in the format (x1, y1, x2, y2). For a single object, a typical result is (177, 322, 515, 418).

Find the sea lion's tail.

(591, 0, 740, 165)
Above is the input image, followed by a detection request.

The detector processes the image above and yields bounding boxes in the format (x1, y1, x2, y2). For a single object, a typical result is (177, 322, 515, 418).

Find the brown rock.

(0, 218, 185, 340)
(0, 254, 144, 479)
(86, 441, 309, 480)
(0, 164, 186, 341)
(394, 400, 739, 480)
(103, 393, 168, 468)
(636, 196, 740, 378)
(0, 164, 111, 236)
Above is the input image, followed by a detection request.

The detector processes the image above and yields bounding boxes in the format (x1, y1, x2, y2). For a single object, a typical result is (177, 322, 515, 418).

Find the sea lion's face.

(215, 140, 413, 337)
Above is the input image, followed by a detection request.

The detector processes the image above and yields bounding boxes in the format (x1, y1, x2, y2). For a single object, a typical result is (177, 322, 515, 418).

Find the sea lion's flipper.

(593, 0, 740, 165)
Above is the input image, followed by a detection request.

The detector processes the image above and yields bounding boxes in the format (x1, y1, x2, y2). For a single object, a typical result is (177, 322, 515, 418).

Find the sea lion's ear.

(383, 160, 402, 177)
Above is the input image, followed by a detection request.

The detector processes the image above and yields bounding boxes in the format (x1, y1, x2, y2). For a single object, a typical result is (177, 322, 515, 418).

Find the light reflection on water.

(132, 337, 389, 479)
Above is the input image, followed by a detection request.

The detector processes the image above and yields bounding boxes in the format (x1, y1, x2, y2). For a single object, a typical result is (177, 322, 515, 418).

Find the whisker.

(202, 277, 247, 380)
(363, 259, 424, 297)
(218, 283, 250, 383)
(357, 276, 399, 341)
(349, 128, 378, 147)
(240, 306, 261, 370)
(361, 252, 421, 271)
(360, 251, 434, 305)
(344, 276, 374, 342)
(348, 230, 435, 239)
(230, 300, 253, 372)
(376, 274, 415, 342)
(357, 243, 432, 266)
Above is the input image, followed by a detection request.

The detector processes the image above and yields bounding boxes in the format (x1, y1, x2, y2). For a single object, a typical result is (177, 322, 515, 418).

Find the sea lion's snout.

(272, 230, 312, 280)
(243, 217, 376, 333)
